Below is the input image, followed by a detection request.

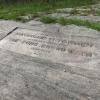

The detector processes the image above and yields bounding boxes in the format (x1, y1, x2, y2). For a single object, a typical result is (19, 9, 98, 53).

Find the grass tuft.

(40, 16, 56, 23)
(57, 17, 66, 25)
(40, 16, 100, 31)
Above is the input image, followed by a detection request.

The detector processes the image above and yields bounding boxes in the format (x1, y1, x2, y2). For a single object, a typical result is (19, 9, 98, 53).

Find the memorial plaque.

(0, 27, 100, 66)
(1, 27, 100, 100)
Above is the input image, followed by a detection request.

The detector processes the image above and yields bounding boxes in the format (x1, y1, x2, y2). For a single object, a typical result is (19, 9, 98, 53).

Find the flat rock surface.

(47, 13, 100, 22)
(26, 20, 44, 26)
(67, 16, 100, 22)
(0, 20, 46, 40)
(0, 20, 100, 100)
(48, 13, 70, 18)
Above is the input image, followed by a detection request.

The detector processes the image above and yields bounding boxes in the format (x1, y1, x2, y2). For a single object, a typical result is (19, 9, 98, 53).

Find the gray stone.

(67, 16, 100, 22)
(18, 14, 33, 21)
(26, 20, 44, 26)
(60, 25, 100, 37)
(0, 20, 45, 40)
(55, 3, 100, 16)
(0, 20, 100, 100)
(0, 25, 100, 66)
(48, 13, 70, 18)
(56, 8, 73, 13)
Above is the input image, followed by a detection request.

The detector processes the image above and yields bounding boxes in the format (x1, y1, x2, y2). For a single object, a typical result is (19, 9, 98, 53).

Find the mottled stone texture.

(0, 20, 100, 100)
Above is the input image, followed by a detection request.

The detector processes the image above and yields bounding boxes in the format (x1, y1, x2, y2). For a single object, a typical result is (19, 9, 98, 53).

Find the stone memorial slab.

(0, 25, 100, 100)
(0, 27, 100, 68)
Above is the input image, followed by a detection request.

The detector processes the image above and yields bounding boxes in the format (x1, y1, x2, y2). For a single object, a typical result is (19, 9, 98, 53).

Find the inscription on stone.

(0, 28, 99, 64)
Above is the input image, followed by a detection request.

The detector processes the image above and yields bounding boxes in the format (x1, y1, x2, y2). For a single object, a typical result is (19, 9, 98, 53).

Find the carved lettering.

(0, 28, 96, 64)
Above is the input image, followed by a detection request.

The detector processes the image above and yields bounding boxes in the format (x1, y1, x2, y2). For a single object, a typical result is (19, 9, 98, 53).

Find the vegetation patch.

(0, 0, 98, 20)
(40, 16, 100, 31)
(40, 16, 57, 23)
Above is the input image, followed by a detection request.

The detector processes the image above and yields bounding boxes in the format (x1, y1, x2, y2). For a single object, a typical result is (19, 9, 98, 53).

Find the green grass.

(0, 0, 97, 19)
(96, 10, 100, 16)
(40, 16, 57, 23)
(40, 16, 100, 31)
(0, 3, 52, 19)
